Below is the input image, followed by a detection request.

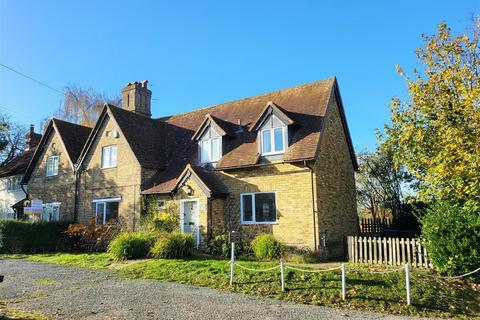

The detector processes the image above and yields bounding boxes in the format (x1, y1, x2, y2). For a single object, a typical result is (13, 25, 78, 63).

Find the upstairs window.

(101, 145, 117, 168)
(46, 156, 59, 176)
(261, 127, 285, 155)
(6, 176, 21, 191)
(241, 192, 277, 224)
(200, 137, 220, 163)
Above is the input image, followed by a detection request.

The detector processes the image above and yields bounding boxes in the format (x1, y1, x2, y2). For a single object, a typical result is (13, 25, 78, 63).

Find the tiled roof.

(142, 78, 348, 194)
(53, 119, 92, 164)
(0, 148, 36, 178)
(22, 119, 92, 183)
(108, 105, 168, 169)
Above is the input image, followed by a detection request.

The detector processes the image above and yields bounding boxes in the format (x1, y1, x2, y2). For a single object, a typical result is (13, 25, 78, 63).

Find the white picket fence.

(347, 236, 432, 269)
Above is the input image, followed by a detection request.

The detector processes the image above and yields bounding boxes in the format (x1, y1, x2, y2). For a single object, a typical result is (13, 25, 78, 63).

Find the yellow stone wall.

(77, 114, 142, 230)
(313, 96, 358, 258)
(27, 130, 76, 221)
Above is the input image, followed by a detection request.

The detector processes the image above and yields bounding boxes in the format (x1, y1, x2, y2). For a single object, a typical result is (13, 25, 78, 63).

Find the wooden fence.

(347, 236, 432, 269)
(358, 217, 392, 234)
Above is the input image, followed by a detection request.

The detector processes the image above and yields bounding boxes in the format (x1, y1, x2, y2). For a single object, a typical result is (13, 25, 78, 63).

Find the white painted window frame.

(93, 197, 121, 225)
(260, 127, 286, 156)
(42, 202, 61, 221)
(199, 137, 221, 164)
(157, 200, 166, 210)
(101, 145, 117, 169)
(240, 192, 277, 225)
(46, 155, 59, 177)
(179, 199, 200, 248)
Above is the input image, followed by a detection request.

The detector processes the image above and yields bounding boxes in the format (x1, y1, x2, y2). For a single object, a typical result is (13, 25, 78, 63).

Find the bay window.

(241, 192, 277, 224)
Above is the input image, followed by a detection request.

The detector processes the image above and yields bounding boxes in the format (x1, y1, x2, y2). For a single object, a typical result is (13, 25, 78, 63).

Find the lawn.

(1, 253, 479, 319)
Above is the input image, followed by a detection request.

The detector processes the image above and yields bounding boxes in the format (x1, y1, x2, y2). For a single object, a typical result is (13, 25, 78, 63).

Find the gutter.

(304, 160, 318, 251)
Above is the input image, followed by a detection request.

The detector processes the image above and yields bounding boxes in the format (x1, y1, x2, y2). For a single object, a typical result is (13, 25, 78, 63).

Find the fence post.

(280, 260, 285, 292)
(341, 263, 346, 301)
(405, 264, 411, 306)
(229, 242, 235, 286)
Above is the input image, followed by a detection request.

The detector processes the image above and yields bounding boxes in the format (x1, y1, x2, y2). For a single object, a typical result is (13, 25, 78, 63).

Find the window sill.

(101, 166, 117, 169)
(261, 151, 285, 156)
(241, 221, 278, 225)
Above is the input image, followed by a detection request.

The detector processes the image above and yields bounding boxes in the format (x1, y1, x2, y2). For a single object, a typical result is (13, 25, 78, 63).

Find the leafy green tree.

(421, 201, 479, 277)
(386, 20, 480, 207)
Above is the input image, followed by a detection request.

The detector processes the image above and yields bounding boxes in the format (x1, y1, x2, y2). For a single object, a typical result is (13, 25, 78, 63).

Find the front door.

(181, 200, 199, 247)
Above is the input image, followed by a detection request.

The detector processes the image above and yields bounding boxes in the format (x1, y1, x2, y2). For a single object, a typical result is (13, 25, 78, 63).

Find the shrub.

(64, 218, 121, 252)
(421, 201, 480, 277)
(251, 234, 285, 260)
(206, 234, 252, 258)
(150, 231, 194, 259)
(149, 213, 178, 233)
(108, 232, 155, 260)
(0, 220, 71, 253)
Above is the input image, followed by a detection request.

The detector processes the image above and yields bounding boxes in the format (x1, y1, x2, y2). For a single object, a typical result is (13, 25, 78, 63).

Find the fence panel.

(347, 236, 432, 269)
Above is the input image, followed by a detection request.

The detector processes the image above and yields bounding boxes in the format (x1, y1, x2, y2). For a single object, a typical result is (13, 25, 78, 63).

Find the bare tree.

(356, 143, 410, 220)
(57, 86, 121, 127)
(0, 114, 26, 165)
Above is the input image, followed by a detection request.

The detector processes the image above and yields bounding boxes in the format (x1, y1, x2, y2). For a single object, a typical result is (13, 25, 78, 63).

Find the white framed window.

(46, 156, 59, 176)
(240, 192, 277, 224)
(101, 145, 117, 168)
(93, 197, 120, 224)
(157, 200, 166, 210)
(200, 137, 220, 163)
(42, 203, 61, 221)
(261, 127, 285, 155)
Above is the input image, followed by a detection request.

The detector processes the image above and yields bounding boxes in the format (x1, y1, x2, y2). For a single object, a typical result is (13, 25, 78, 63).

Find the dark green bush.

(0, 220, 72, 253)
(206, 234, 252, 258)
(150, 231, 194, 259)
(421, 201, 480, 277)
(251, 234, 285, 260)
(108, 232, 155, 260)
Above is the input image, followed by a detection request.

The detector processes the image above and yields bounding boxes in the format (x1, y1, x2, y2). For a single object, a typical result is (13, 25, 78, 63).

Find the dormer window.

(193, 114, 229, 164)
(201, 137, 220, 163)
(251, 101, 294, 157)
(261, 127, 285, 155)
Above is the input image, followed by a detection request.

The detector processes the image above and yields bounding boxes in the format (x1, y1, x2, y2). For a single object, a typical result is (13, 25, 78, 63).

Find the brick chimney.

(121, 80, 152, 117)
(25, 125, 41, 151)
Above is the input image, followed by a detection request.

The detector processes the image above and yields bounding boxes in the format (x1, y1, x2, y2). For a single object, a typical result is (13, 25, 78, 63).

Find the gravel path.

(0, 258, 435, 320)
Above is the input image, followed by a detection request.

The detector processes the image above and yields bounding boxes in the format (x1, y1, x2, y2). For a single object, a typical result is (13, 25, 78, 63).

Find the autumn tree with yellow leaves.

(386, 20, 480, 208)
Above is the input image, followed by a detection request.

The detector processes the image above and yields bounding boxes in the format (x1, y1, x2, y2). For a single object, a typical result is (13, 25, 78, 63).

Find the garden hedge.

(0, 220, 72, 253)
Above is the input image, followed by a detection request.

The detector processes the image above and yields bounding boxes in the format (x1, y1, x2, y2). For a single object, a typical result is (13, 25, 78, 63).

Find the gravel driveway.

(0, 258, 435, 320)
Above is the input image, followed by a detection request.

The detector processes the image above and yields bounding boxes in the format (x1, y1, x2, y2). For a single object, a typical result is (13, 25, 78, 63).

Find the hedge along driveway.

(1, 253, 479, 318)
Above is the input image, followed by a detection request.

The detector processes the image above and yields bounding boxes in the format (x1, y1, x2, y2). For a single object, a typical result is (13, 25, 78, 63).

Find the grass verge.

(1, 253, 478, 318)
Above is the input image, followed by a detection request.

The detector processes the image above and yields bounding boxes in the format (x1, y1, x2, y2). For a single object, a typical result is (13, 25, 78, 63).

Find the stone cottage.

(21, 119, 91, 221)
(23, 78, 358, 257)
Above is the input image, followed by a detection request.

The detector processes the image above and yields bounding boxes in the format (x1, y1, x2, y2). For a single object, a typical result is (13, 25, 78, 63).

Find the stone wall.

(313, 95, 358, 258)
(27, 131, 76, 221)
(77, 114, 142, 230)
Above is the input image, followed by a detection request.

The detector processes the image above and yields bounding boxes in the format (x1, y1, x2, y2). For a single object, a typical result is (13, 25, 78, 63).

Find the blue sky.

(0, 1, 478, 151)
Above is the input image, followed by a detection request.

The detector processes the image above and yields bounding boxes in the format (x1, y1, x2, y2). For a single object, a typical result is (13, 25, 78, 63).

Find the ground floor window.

(240, 192, 276, 224)
(42, 203, 61, 221)
(93, 197, 120, 224)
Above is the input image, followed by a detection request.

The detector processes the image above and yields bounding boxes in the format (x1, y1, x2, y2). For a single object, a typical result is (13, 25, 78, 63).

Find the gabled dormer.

(192, 115, 228, 164)
(250, 101, 294, 157)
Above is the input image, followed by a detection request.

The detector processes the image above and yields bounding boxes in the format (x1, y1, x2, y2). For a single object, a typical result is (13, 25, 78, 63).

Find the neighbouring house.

(22, 78, 358, 257)
(21, 119, 91, 221)
(0, 125, 41, 219)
